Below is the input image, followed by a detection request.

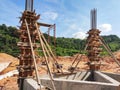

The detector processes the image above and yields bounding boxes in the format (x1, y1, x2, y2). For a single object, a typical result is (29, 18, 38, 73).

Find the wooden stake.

(25, 19, 41, 89)
(36, 23, 56, 90)
(99, 37, 120, 67)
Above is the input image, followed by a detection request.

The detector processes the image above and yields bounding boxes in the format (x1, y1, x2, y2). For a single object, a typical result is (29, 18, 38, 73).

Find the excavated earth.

(0, 51, 120, 90)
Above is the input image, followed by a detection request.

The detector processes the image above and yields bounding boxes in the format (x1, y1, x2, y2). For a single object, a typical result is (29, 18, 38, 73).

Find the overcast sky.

(0, 0, 120, 39)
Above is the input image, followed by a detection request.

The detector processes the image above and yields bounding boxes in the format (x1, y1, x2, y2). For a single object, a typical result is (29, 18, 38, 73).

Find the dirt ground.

(0, 51, 120, 90)
(0, 53, 18, 90)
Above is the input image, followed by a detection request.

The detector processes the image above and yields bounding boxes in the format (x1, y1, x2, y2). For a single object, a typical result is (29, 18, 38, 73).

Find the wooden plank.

(37, 22, 53, 27)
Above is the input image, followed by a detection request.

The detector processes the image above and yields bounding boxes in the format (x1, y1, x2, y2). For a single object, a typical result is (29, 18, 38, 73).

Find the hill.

(0, 24, 120, 56)
(0, 24, 19, 56)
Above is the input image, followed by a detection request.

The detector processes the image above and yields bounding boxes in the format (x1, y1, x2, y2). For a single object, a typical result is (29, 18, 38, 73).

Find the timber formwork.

(17, 10, 40, 86)
(87, 29, 102, 70)
(86, 9, 102, 70)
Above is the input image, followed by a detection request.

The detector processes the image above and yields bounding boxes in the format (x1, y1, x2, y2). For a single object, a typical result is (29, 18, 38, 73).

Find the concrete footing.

(103, 72, 120, 82)
(23, 79, 46, 90)
(40, 71, 120, 90)
(23, 71, 120, 90)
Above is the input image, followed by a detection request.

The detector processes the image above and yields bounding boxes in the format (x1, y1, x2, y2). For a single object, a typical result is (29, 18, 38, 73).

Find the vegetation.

(0, 24, 19, 56)
(0, 24, 120, 57)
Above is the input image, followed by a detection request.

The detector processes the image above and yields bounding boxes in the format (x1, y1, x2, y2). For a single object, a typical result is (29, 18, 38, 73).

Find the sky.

(0, 0, 120, 39)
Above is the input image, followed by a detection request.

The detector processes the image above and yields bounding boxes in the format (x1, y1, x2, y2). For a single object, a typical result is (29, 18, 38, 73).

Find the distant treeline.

(0, 24, 120, 56)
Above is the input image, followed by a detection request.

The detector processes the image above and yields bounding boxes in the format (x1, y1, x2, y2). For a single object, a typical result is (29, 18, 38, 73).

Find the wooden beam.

(37, 22, 53, 27)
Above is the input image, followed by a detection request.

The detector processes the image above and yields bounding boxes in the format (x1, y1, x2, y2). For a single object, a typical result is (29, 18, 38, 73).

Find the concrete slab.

(103, 72, 120, 82)
(94, 71, 119, 83)
(23, 79, 46, 90)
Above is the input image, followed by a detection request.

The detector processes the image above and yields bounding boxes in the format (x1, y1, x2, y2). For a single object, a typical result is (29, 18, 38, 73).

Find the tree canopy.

(0, 24, 120, 57)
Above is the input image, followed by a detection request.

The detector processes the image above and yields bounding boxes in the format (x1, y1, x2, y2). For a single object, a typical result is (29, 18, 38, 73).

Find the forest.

(0, 24, 120, 56)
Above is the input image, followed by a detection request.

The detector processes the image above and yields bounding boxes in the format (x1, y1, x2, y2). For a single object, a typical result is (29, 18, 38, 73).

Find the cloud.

(42, 11, 58, 20)
(73, 32, 87, 40)
(62, 24, 82, 37)
(99, 24, 112, 32)
(69, 24, 78, 30)
(69, 24, 83, 31)
(62, 23, 88, 39)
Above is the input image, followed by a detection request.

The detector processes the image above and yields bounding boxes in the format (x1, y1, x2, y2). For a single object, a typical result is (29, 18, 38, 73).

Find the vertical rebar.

(91, 10, 93, 29)
(91, 9, 97, 29)
(25, 0, 33, 11)
(48, 27, 50, 44)
(25, 0, 28, 10)
(94, 9, 97, 29)
(54, 24, 56, 47)
(31, 0, 34, 11)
